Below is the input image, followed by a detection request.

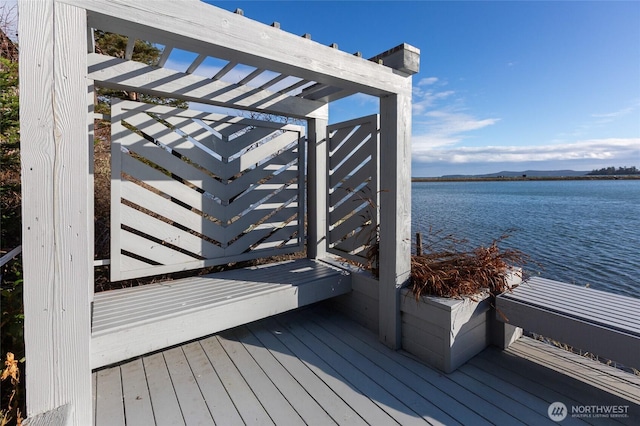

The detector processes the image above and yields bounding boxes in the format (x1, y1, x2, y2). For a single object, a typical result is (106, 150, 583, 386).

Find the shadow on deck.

(93, 304, 640, 425)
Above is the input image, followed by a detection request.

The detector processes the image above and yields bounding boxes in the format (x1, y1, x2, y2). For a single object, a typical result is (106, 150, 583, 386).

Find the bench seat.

(91, 259, 351, 369)
(496, 277, 640, 369)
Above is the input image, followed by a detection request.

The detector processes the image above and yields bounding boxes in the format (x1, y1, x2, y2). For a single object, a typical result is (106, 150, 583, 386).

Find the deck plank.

(163, 347, 215, 425)
(245, 320, 367, 425)
(120, 358, 155, 426)
(294, 314, 432, 425)
(94, 367, 125, 426)
(470, 350, 622, 426)
(181, 341, 244, 426)
(451, 364, 555, 425)
(506, 338, 640, 405)
(199, 335, 275, 425)
(297, 311, 461, 425)
(142, 352, 186, 426)
(230, 326, 338, 425)
(217, 330, 306, 425)
(262, 316, 399, 426)
(94, 304, 640, 425)
(318, 309, 514, 425)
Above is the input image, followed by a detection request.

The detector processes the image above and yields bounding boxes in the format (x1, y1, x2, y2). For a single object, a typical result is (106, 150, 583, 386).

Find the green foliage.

(587, 166, 639, 176)
(1, 259, 24, 362)
(0, 58, 19, 152)
(0, 57, 21, 250)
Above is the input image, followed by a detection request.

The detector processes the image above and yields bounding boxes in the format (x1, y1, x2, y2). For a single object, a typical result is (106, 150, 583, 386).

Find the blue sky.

(204, 0, 639, 177)
(8, 0, 636, 177)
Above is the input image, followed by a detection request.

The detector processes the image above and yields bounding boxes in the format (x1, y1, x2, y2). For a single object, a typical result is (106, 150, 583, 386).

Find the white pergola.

(19, 0, 419, 423)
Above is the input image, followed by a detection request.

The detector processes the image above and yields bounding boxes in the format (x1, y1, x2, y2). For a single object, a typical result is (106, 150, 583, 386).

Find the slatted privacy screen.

(327, 115, 380, 263)
(110, 100, 305, 281)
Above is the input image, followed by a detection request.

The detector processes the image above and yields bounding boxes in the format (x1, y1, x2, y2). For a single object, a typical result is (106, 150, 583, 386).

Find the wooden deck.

(93, 305, 640, 425)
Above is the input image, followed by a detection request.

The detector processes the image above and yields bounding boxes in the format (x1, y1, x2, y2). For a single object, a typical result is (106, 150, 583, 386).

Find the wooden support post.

(19, 1, 93, 423)
(416, 232, 423, 256)
(307, 111, 329, 259)
(378, 92, 412, 349)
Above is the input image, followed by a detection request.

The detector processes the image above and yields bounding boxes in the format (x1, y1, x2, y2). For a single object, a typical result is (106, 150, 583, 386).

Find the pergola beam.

(60, 0, 413, 97)
(88, 53, 327, 119)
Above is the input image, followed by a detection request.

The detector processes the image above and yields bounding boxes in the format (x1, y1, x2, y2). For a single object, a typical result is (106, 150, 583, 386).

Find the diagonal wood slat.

(327, 115, 379, 263)
(111, 100, 305, 281)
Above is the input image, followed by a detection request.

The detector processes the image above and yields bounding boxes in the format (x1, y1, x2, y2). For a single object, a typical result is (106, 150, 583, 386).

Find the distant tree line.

(587, 166, 639, 176)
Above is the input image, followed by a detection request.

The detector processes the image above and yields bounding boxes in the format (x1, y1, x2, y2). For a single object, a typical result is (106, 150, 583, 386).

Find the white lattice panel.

(327, 115, 379, 263)
(111, 100, 305, 280)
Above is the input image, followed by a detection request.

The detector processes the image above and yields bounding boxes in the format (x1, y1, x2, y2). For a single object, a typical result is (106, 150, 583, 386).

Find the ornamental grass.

(410, 233, 531, 300)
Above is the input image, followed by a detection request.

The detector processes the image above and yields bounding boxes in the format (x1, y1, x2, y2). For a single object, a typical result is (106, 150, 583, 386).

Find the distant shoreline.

(412, 175, 640, 182)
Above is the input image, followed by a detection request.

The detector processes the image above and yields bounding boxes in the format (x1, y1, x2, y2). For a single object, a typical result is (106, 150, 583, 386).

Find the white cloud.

(418, 77, 439, 86)
(411, 74, 500, 150)
(412, 110, 500, 150)
(412, 138, 640, 164)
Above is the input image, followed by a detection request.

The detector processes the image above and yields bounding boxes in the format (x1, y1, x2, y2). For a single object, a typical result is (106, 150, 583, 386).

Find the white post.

(378, 92, 412, 349)
(19, 0, 93, 423)
(306, 113, 329, 259)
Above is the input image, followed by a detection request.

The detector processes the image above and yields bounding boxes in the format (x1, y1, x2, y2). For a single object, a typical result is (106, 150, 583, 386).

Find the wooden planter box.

(400, 271, 523, 373)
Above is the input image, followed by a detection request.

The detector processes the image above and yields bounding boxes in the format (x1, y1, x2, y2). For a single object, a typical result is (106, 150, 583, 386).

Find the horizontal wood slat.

(111, 100, 305, 281)
(91, 259, 352, 368)
(497, 276, 640, 369)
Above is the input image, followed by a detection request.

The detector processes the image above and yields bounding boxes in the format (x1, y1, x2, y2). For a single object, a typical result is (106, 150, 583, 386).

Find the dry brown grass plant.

(410, 233, 530, 300)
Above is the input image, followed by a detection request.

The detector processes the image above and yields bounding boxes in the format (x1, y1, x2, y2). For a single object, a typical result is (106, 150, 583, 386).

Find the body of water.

(411, 180, 640, 298)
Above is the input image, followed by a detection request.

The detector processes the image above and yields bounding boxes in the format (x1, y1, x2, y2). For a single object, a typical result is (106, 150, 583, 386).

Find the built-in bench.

(496, 276, 640, 369)
(91, 259, 351, 369)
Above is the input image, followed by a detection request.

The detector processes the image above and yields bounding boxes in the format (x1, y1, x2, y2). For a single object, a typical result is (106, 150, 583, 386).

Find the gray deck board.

(94, 304, 640, 426)
(120, 359, 155, 426)
(163, 347, 215, 426)
(142, 353, 185, 426)
(199, 335, 274, 425)
(181, 341, 244, 425)
(245, 321, 367, 425)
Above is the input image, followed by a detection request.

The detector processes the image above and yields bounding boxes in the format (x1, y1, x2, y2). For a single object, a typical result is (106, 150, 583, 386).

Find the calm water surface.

(411, 180, 640, 298)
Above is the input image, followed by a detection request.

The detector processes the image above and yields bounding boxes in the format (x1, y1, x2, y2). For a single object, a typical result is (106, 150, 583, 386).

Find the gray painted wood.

(217, 331, 306, 425)
(180, 342, 244, 426)
(199, 335, 274, 425)
(120, 359, 155, 426)
(231, 326, 337, 425)
(19, 1, 93, 423)
(497, 277, 640, 368)
(69, 0, 414, 96)
(378, 93, 412, 349)
(88, 53, 326, 119)
(245, 321, 366, 425)
(141, 353, 186, 426)
(307, 116, 329, 259)
(163, 347, 215, 426)
(92, 259, 351, 368)
(93, 305, 640, 426)
(95, 367, 125, 426)
(262, 316, 397, 426)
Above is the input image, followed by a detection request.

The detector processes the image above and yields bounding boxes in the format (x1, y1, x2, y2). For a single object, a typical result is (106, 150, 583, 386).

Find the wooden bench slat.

(500, 290, 640, 332)
(501, 278, 640, 335)
(509, 278, 640, 313)
(91, 259, 351, 369)
(496, 277, 640, 368)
